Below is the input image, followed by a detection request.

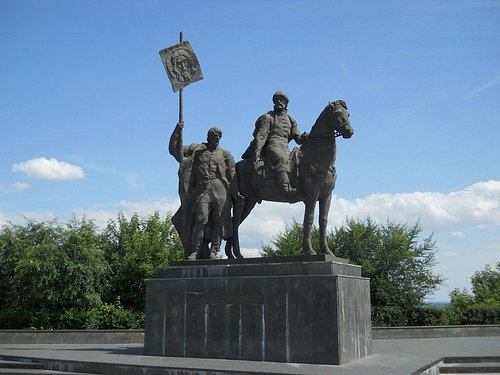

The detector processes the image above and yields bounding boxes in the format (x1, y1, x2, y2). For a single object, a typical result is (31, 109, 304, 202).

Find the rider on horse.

(241, 91, 308, 195)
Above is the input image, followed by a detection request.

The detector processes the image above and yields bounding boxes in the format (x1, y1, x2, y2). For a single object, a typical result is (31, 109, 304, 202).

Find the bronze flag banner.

(159, 40, 203, 92)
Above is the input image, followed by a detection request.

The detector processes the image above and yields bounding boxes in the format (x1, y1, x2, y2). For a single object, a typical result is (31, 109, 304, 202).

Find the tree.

(0, 217, 107, 329)
(471, 262, 500, 306)
(260, 217, 444, 326)
(260, 220, 319, 257)
(100, 211, 184, 312)
(333, 218, 444, 325)
(0, 211, 184, 329)
(445, 263, 500, 324)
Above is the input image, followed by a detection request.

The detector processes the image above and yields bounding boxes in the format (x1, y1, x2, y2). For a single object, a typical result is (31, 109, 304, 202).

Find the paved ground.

(0, 336, 499, 374)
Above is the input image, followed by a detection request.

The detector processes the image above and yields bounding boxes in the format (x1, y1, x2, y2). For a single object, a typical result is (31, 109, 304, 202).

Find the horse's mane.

(333, 100, 347, 110)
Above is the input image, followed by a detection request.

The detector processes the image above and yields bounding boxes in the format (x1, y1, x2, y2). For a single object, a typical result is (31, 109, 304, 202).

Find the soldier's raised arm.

(169, 121, 184, 163)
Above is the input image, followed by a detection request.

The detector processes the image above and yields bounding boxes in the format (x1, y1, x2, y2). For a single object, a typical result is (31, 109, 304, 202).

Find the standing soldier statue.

(169, 122, 240, 260)
(160, 33, 241, 260)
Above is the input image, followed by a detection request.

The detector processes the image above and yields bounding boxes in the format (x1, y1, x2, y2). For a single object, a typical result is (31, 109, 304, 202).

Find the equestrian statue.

(226, 92, 354, 258)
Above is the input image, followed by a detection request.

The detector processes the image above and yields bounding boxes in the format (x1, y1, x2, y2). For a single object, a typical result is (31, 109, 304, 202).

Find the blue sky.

(1, 0, 499, 301)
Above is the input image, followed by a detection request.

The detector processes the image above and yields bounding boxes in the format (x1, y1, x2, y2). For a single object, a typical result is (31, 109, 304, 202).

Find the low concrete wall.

(373, 325, 500, 339)
(1, 325, 498, 345)
(0, 330, 144, 344)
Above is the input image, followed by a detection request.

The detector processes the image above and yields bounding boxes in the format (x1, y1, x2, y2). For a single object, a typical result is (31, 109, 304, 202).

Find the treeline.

(0, 212, 183, 329)
(261, 218, 500, 327)
(0, 214, 498, 329)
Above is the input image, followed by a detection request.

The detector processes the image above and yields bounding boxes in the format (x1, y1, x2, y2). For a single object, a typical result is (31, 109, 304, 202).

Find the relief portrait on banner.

(159, 41, 203, 92)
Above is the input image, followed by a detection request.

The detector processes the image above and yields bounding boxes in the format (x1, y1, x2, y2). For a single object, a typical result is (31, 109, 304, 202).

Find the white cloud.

(12, 157, 84, 180)
(0, 211, 9, 227)
(0, 211, 57, 226)
(232, 180, 500, 250)
(72, 198, 181, 228)
(118, 198, 180, 216)
(12, 182, 31, 190)
(327, 180, 500, 231)
(237, 201, 304, 247)
(72, 208, 121, 228)
(21, 211, 57, 222)
(2, 180, 498, 259)
(241, 247, 262, 258)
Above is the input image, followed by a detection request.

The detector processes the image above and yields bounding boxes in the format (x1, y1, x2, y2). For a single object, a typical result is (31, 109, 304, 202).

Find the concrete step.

(0, 359, 99, 374)
(0, 360, 45, 369)
(440, 362, 500, 373)
(0, 370, 99, 374)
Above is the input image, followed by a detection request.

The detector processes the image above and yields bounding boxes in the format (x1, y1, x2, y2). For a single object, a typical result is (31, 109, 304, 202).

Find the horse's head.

(326, 100, 354, 139)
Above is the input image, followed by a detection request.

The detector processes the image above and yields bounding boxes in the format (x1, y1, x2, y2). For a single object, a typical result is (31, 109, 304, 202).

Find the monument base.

(144, 255, 372, 365)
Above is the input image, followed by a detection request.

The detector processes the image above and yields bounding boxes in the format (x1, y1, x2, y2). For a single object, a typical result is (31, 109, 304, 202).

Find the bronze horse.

(227, 100, 354, 258)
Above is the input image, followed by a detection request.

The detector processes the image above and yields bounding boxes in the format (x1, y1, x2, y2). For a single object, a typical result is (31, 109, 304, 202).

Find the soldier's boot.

(188, 237, 201, 261)
(187, 251, 198, 260)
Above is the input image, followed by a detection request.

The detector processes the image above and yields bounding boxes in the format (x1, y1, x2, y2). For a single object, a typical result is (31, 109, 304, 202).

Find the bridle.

(309, 102, 350, 139)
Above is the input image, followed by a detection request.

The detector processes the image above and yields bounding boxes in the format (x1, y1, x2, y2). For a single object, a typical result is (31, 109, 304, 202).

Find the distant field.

(426, 301, 449, 309)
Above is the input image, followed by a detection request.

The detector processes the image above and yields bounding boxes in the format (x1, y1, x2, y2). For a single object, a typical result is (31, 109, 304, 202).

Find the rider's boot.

(188, 232, 202, 260)
(278, 171, 297, 195)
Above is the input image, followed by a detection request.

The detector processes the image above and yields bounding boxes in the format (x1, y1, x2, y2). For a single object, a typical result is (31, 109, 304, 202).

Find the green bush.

(409, 306, 444, 326)
(372, 306, 408, 327)
(0, 308, 52, 330)
(373, 305, 446, 327)
(443, 264, 499, 325)
(61, 299, 144, 329)
(457, 305, 500, 325)
(0, 212, 180, 330)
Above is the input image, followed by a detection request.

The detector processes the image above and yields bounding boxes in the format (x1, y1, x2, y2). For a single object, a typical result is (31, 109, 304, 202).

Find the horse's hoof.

(322, 249, 334, 256)
(306, 249, 317, 255)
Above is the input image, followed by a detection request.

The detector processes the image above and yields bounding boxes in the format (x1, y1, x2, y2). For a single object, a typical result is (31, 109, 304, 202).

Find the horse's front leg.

(303, 198, 317, 255)
(319, 194, 334, 255)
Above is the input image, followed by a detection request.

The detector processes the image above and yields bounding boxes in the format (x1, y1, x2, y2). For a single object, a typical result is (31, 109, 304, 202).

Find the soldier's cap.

(272, 91, 289, 103)
(207, 127, 222, 138)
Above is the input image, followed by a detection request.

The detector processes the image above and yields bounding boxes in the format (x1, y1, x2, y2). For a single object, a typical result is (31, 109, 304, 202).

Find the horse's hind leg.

(228, 198, 257, 259)
(240, 199, 257, 223)
(225, 239, 234, 259)
(319, 194, 334, 255)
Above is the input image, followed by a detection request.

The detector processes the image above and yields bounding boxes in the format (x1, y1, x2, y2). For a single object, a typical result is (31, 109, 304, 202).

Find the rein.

(307, 131, 342, 139)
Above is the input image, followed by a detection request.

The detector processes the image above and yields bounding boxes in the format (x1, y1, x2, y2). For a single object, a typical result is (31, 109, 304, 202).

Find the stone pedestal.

(144, 255, 372, 365)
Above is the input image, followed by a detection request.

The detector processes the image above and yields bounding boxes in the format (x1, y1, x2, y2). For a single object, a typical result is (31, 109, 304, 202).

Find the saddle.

(253, 147, 301, 183)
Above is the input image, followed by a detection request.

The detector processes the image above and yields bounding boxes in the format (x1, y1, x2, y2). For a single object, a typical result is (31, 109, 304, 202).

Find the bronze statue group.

(169, 92, 354, 260)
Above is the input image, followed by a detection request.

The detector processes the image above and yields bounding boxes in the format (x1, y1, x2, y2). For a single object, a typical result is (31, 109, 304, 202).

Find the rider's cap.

(272, 91, 289, 103)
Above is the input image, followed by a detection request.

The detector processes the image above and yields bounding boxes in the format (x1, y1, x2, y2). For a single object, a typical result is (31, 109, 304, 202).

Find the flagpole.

(179, 31, 183, 123)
